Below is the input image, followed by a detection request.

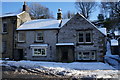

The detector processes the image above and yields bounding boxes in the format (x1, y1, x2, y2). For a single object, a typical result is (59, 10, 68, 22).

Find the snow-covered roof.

(17, 13, 106, 36)
(111, 39, 119, 46)
(17, 19, 69, 30)
(56, 43, 74, 46)
(0, 13, 17, 18)
(98, 28, 107, 35)
(30, 44, 48, 47)
(0, 11, 26, 18)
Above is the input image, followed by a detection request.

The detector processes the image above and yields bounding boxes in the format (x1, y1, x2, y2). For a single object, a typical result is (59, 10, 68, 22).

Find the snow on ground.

(0, 60, 119, 79)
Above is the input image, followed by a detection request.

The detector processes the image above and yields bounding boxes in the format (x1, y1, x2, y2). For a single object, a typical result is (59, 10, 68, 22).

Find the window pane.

(41, 49, 45, 55)
(78, 52, 82, 59)
(79, 33, 84, 42)
(3, 23, 7, 32)
(83, 52, 90, 60)
(18, 33, 25, 41)
(36, 32, 43, 41)
(91, 52, 95, 60)
(38, 49, 41, 54)
(34, 49, 38, 55)
(86, 33, 91, 42)
(34, 49, 37, 51)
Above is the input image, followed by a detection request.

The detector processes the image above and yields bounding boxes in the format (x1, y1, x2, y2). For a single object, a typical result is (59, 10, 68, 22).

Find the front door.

(62, 51, 68, 61)
(57, 46, 74, 62)
(18, 49, 23, 60)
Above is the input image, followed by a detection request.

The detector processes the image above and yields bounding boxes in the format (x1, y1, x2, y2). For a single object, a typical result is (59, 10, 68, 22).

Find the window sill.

(34, 41, 44, 43)
(2, 52, 7, 54)
(2, 32, 8, 34)
(32, 55, 47, 57)
(76, 60, 97, 62)
(17, 41, 25, 43)
(76, 43, 94, 45)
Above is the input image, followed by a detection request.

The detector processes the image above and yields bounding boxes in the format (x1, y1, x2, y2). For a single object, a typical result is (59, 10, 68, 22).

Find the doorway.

(62, 51, 68, 61)
(18, 49, 23, 60)
(56, 45, 74, 62)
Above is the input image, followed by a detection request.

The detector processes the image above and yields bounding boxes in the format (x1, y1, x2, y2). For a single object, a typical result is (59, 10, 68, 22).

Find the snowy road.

(0, 60, 119, 79)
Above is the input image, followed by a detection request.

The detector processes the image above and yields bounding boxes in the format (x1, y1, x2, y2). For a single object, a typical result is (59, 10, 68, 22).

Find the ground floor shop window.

(78, 51, 96, 60)
(32, 48, 46, 56)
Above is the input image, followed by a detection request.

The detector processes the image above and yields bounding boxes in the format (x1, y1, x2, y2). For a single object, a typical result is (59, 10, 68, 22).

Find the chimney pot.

(57, 8, 62, 20)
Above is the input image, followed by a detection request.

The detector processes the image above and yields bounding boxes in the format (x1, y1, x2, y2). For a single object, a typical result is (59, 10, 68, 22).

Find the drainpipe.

(56, 20, 62, 43)
(56, 30, 59, 43)
(11, 18, 16, 60)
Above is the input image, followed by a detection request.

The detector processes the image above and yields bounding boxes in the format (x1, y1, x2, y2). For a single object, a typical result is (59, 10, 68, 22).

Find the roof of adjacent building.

(0, 11, 26, 18)
(111, 39, 119, 46)
(17, 19, 69, 30)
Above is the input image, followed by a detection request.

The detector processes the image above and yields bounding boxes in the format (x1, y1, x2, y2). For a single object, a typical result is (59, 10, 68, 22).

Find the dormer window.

(36, 32, 43, 42)
(2, 22, 7, 33)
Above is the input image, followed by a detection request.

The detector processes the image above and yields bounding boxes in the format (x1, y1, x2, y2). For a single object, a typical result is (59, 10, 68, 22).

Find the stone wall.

(2, 16, 17, 59)
(58, 13, 106, 61)
(17, 30, 58, 61)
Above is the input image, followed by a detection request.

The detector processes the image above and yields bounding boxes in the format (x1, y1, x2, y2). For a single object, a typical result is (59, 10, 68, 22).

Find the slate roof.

(17, 19, 69, 30)
(17, 13, 106, 36)
(0, 11, 26, 18)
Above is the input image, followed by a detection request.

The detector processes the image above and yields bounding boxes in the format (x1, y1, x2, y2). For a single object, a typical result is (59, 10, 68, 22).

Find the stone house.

(0, 2, 31, 59)
(16, 10, 107, 62)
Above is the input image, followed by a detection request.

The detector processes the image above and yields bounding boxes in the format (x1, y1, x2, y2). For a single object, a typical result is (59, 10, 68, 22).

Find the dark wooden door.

(18, 49, 23, 60)
(62, 51, 68, 61)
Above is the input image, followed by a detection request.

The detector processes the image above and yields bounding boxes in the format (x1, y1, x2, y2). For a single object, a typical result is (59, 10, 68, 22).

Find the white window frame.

(78, 51, 96, 60)
(32, 47, 47, 56)
(2, 22, 7, 33)
(18, 32, 25, 42)
(78, 32, 84, 43)
(85, 31, 92, 43)
(36, 32, 44, 42)
(78, 31, 92, 43)
(91, 51, 96, 60)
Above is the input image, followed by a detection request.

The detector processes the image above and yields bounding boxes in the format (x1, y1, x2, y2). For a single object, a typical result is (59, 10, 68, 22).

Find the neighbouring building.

(16, 9, 107, 62)
(0, 2, 31, 59)
(110, 39, 119, 55)
(110, 31, 120, 55)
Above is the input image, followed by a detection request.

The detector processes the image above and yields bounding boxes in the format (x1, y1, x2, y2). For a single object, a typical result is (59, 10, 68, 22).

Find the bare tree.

(101, 1, 120, 18)
(63, 11, 75, 19)
(28, 3, 54, 19)
(75, 0, 96, 19)
(100, 1, 120, 31)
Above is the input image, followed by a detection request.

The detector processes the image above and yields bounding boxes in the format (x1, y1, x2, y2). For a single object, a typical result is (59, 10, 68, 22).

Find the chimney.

(22, 1, 27, 11)
(57, 8, 62, 20)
